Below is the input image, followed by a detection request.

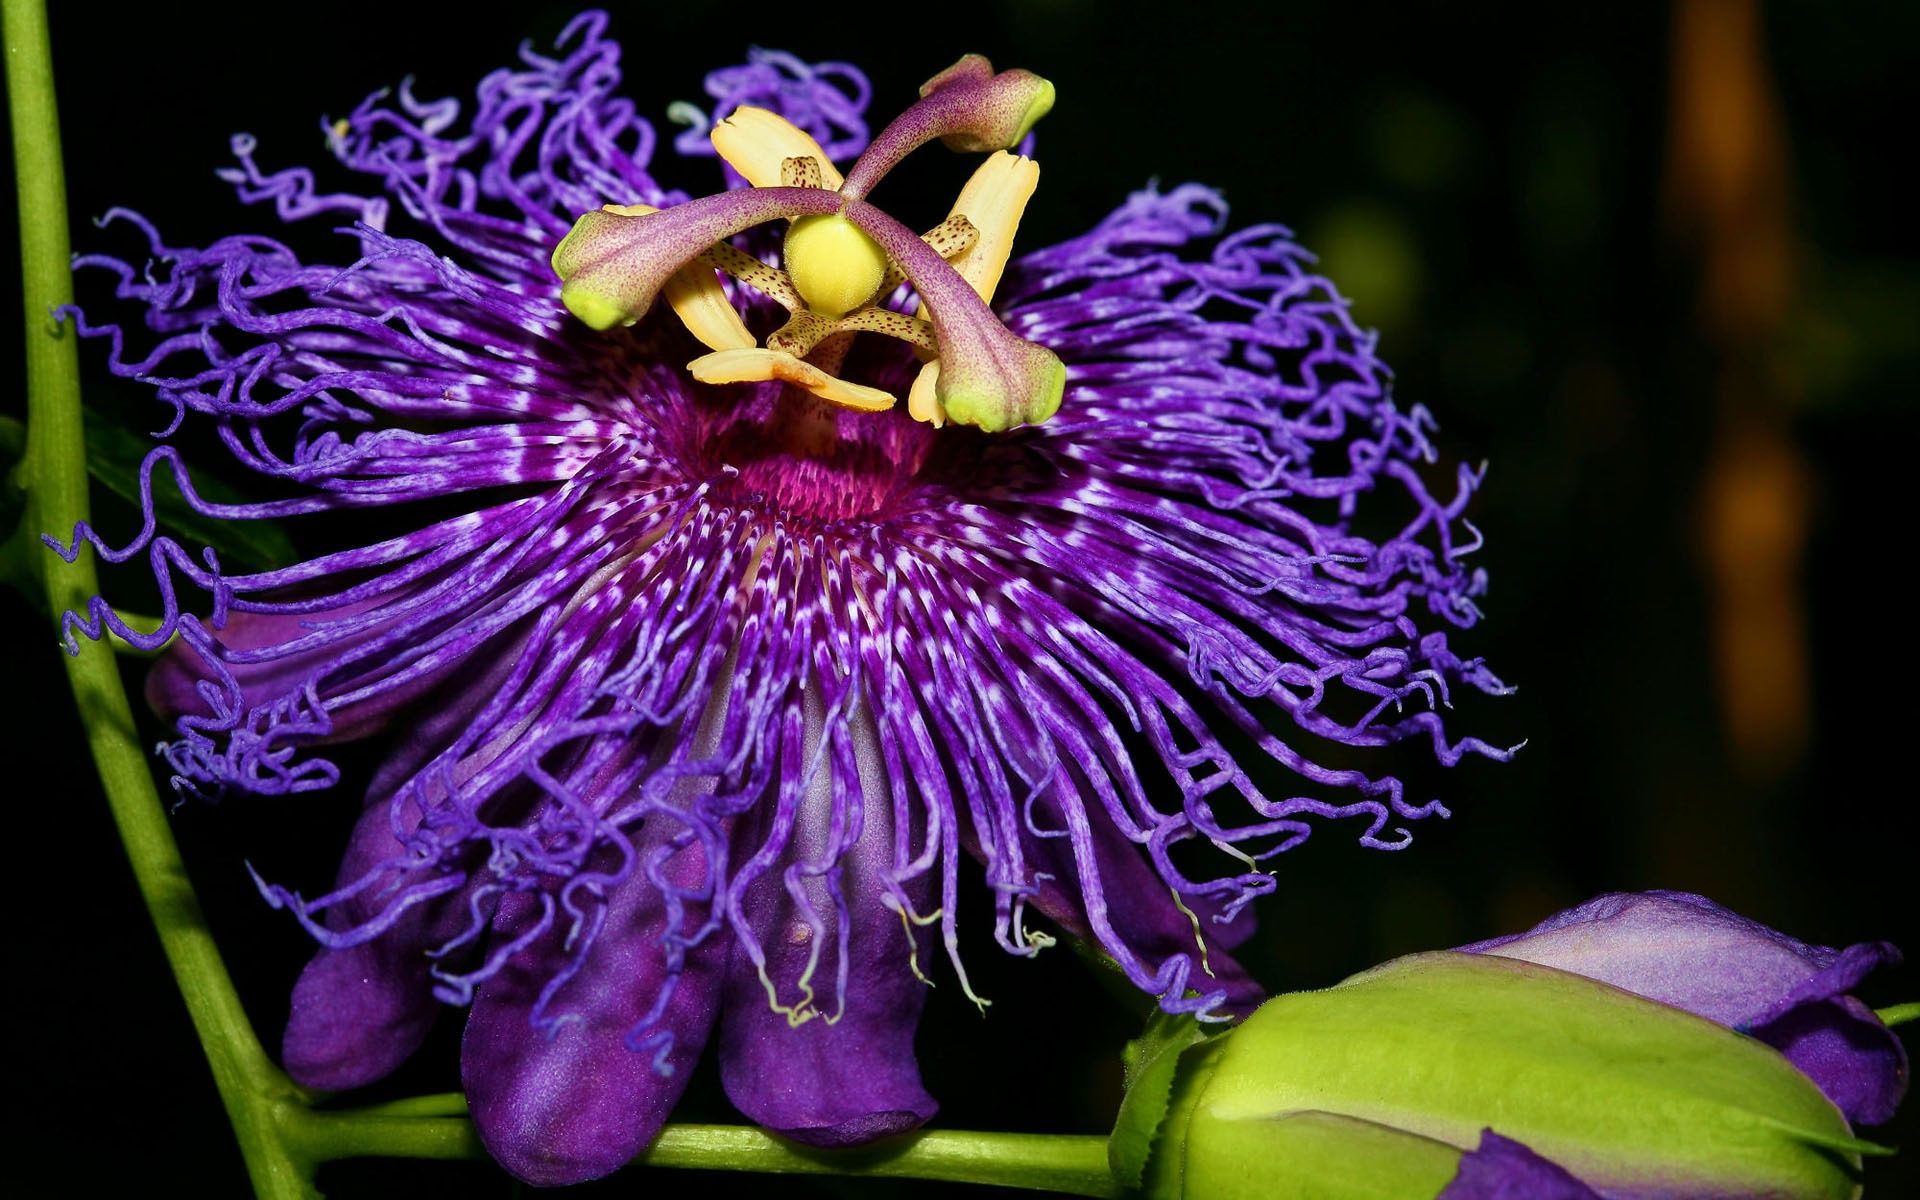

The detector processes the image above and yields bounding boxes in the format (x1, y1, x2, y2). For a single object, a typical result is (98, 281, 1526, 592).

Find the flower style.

(53, 15, 1509, 1185)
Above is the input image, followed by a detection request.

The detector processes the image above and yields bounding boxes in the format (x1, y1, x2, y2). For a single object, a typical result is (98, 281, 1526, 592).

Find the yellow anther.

(710, 105, 846, 190)
(688, 347, 897, 413)
(663, 263, 756, 352)
(779, 155, 823, 190)
(905, 153, 1040, 425)
(937, 151, 1039, 305)
(784, 214, 888, 318)
(907, 360, 948, 427)
(918, 214, 980, 260)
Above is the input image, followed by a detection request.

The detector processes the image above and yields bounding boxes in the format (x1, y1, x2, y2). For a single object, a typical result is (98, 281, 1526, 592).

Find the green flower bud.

(1116, 952, 1885, 1199)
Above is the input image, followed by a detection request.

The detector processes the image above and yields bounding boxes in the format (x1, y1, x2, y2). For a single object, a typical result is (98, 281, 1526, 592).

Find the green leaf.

(83, 407, 296, 571)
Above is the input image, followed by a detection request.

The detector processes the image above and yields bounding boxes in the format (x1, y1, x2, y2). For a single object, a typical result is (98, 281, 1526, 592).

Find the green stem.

(638, 1127, 1121, 1197)
(6, 4, 318, 1197)
(286, 1110, 1121, 1198)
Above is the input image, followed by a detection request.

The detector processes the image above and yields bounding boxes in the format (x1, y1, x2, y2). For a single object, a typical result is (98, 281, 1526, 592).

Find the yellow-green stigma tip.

(1015, 78, 1056, 144)
(560, 285, 636, 331)
(944, 353, 1065, 433)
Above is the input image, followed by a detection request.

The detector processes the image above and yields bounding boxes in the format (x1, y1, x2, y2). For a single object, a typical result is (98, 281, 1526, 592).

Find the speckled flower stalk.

(53, 13, 1509, 1186)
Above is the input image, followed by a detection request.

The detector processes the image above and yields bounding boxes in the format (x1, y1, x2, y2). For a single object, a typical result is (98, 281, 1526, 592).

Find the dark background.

(7, 0, 1913, 1194)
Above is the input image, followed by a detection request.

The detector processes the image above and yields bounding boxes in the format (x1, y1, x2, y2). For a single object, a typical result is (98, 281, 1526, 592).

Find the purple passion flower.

(54, 14, 1509, 1185)
(1461, 890, 1909, 1126)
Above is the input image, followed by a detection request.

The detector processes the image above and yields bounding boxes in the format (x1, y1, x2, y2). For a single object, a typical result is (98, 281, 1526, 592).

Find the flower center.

(551, 56, 1062, 434)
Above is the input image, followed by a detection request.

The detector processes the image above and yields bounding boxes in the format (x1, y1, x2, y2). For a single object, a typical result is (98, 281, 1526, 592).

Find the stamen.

(903, 152, 1042, 423)
(554, 69, 1060, 430)
(779, 155, 823, 190)
(700, 240, 805, 311)
(765, 310, 838, 358)
(938, 152, 1039, 304)
(878, 215, 979, 295)
(687, 348, 896, 412)
(908, 359, 947, 428)
(710, 105, 847, 190)
(919, 214, 980, 260)
(835, 307, 935, 351)
(665, 262, 756, 352)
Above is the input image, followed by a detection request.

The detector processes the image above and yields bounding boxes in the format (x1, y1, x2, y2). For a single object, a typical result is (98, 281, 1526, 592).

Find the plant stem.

(287, 1109, 1123, 1198)
(639, 1127, 1123, 1197)
(5, 3, 318, 1196)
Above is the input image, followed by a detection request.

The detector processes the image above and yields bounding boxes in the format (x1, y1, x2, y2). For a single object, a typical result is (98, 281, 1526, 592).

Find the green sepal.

(1111, 1009, 1214, 1188)
(1175, 1110, 1464, 1200)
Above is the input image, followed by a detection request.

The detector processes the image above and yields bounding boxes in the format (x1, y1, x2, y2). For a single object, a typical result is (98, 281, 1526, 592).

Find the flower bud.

(1117, 952, 1884, 1199)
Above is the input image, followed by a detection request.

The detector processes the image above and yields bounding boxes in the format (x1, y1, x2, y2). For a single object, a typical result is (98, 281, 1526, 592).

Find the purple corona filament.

(53, 13, 1511, 1185)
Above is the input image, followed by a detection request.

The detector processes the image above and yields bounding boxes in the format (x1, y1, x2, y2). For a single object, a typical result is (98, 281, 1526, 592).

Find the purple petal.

(717, 726, 937, 1147)
(462, 838, 727, 1186)
(147, 600, 469, 745)
(281, 794, 466, 1089)
(1462, 890, 1907, 1124)
(1023, 791, 1265, 1018)
(282, 632, 537, 1088)
(716, 893, 938, 1146)
(1753, 995, 1908, 1126)
(1438, 1130, 1604, 1200)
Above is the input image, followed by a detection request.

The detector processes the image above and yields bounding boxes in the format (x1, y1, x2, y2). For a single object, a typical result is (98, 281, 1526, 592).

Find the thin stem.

(289, 1111, 1122, 1198)
(640, 1127, 1122, 1198)
(5, 4, 318, 1196)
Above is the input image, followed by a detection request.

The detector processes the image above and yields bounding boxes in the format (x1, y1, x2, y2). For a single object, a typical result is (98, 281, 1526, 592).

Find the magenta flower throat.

(52, 14, 1511, 1183)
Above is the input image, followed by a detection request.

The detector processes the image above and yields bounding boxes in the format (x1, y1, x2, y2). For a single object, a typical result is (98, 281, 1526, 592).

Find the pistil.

(550, 56, 1064, 433)
(836, 56, 1054, 201)
(552, 186, 842, 331)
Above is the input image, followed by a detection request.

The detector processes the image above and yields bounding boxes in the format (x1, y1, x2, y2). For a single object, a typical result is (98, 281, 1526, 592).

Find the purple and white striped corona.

(54, 13, 1509, 1184)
